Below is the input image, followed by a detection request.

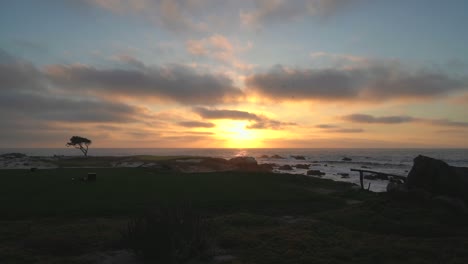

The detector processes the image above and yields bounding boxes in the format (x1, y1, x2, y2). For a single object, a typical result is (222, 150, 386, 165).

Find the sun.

(216, 120, 263, 148)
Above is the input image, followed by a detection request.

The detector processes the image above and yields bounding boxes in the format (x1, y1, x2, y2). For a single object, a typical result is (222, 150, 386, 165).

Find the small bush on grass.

(121, 204, 214, 263)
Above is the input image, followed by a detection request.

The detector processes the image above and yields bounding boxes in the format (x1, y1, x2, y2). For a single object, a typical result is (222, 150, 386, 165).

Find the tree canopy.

(66, 136, 92, 157)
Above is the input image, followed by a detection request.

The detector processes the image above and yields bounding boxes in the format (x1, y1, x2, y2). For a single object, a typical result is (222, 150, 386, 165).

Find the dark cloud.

(316, 124, 363, 133)
(362, 72, 467, 100)
(193, 107, 296, 130)
(46, 63, 243, 105)
(0, 93, 144, 123)
(342, 114, 416, 124)
(261, 136, 420, 148)
(193, 107, 260, 121)
(246, 64, 468, 102)
(0, 53, 150, 124)
(246, 119, 296, 130)
(246, 65, 360, 100)
(430, 119, 468, 127)
(0, 60, 45, 92)
(177, 121, 215, 128)
(316, 124, 339, 129)
(333, 128, 364, 133)
(342, 113, 468, 128)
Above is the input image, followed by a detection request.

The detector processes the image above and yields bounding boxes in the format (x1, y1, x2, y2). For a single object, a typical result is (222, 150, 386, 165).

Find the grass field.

(1, 168, 468, 263)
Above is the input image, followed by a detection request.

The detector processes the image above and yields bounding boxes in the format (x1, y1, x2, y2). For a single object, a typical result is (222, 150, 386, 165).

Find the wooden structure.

(350, 169, 406, 190)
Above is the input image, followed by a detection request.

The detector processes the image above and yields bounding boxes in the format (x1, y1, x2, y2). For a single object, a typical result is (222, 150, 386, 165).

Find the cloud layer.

(177, 121, 215, 128)
(342, 114, 468, 127)
(193, 107, 296, 129)
(45, 61, 244, 105)
(342, 114, 416, 124)
(316, 124, 364, 133)
(241, 0, 355, 27)
(81, 0, 358, 31)
(246, 64, 468, 102)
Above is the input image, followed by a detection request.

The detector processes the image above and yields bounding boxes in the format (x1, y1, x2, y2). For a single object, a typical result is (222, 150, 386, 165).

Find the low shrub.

(121, 204, 214, 263)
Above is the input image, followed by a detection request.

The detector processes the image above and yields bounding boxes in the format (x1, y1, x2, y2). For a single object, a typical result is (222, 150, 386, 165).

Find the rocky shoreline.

(3, 153, 468, 202)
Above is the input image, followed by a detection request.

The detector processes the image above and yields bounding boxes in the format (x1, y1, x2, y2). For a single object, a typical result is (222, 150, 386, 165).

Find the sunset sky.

(1, 0, 467, 148)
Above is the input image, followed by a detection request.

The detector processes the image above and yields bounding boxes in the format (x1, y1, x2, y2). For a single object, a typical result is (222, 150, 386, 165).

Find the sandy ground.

(0, 155, 57, 169)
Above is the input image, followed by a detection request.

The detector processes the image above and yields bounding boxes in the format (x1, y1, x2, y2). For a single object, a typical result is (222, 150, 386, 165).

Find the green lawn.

(1, 168, 468, 264)
(0, 168, 349, 218)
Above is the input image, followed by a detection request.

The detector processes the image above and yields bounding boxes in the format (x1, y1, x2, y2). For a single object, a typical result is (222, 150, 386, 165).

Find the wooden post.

(351, 168, 406, 191)
(359, 171, 364, 190)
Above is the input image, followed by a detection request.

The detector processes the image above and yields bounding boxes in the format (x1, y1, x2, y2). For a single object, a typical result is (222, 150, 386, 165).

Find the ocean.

(1, 148, 467, 192)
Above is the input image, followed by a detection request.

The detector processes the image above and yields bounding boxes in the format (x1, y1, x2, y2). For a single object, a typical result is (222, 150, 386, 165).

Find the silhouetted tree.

(66, 136, 92, 157)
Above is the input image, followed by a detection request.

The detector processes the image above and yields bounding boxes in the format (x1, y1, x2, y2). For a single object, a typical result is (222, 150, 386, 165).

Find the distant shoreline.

(2, 149, 468, 192)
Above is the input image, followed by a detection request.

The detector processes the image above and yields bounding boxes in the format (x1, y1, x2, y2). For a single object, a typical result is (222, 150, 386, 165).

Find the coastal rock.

(338, 173, 350, 178)
(342, 157, 352, 161)
(307, 170, 325, 176)
(278, 165, 293, 170)
(0, 153, 27, 159)
(271, 154, 285, 159)
(196, 158, 231, 171)
(259, 155, 269, 159)
(407, 155, 468, 202)
(229, 156, 257, 165)
(291, 155, 306, 160)
(226, 157, 272, 172)
(294, 164, 310, 169)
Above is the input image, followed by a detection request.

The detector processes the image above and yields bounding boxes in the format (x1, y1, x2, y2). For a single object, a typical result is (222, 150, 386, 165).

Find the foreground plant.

(121, 204, 214, 263)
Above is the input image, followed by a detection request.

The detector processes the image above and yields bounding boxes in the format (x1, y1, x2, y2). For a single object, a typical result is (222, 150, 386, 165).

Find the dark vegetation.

(1, 165, 468, 263)
(122, 204, 214, 263)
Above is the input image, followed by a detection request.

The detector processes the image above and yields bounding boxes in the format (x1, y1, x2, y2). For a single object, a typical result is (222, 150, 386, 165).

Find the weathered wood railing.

(350, 169, 407, 190)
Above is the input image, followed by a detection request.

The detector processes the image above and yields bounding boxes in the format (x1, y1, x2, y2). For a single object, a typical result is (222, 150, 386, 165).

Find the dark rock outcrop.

(307, 170, 325, 176)
(295, 164, 310, 169)
(407, 155, 468, 202)
(342, 157, 352, 161)
(291, 155, 306, 160)
(278, 165, 293, 170)
(338, 173, 349, 178)
(173, 157, 272, 173)
(229, 157, 270, 172)
(271, 154, 285, 159)
(229, 156, 257, 165)
(1, 153, 27, 159)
